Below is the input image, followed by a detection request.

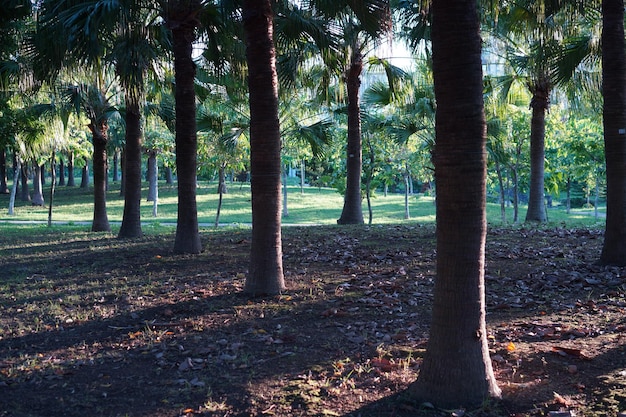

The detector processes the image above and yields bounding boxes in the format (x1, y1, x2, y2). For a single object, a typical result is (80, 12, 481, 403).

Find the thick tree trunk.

(80, 160, 89, 188)
(408, 0, 501, 408)
(600, 0, 626, 265)
(118, 97, 143, 238)
(20, 165, 30, 202)
(243, 0, 285, 296)
(168, 0, 203, 254)
(337, 50, 364, 225)
(67, 151, 75, 187)
(32, 164, 45, 206)
(58, 159, 65, 186)
(91, 120, 111, 232)
(525, 82, 549, 222)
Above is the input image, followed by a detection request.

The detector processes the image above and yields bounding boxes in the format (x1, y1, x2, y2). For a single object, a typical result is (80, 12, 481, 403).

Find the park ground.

(0, 224, 625, 417)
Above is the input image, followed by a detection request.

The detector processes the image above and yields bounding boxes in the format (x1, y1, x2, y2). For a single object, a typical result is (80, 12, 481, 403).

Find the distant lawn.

(0, 179, 606, 229)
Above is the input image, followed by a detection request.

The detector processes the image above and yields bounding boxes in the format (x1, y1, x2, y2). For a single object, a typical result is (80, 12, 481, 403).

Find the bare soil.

(0, 224, 625, 417)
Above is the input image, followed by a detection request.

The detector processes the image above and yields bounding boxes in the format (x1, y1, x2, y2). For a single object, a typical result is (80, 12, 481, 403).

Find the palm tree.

(304, 0, 391, 225)
(33, 0, 168, 238)
(163, 0, 208, 253)
(242, 0, 285, 296)
(407, 0, 501, 407)
(599, 0, 626, 265)
(494, 2, 599, 222)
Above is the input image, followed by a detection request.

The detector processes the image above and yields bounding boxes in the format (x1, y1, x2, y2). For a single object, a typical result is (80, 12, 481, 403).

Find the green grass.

(0, 179, 607, 229)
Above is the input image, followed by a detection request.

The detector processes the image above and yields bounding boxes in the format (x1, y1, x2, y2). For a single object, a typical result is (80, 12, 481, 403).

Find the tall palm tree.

(305, 0, 391, 225)
(407, 0, 501, 407)
(599, 0, 626, 265)
(163, 0, 205, 254)
(242, 0, 285, 295)
(495, 2, 599, 222)
(33, 0, 168, 238)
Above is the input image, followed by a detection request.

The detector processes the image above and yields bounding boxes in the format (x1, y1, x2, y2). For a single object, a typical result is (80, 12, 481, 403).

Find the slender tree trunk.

(525, 81, 549, 222)
(118, 97, 144, 239)
(215, 164, 226, 227)
(8, 159, 20, 215)
(337, 49, 364, 225)
(0, 148, 9, 194)
(168, 1, 203, 253)
(408, 0, 501, 407)
(566, 176, 571, 214)
(282, 167, 289, 218)
(90, 119, 111, 232)
(243, 0, 285, 296)
(147, 150, 157, 202)
(67, 151, 75, 187)
(496, 160, 506, 223)
(404, 174, 410, 220)
(300, 159, 305, 195)
(32, 164, 45, 206)
(119, 150, 126, 197)
(113, 149, 120, 182)
(48, 150, 56, 227)
(165, 166, 173, 184)
(600, 0, 626, 265)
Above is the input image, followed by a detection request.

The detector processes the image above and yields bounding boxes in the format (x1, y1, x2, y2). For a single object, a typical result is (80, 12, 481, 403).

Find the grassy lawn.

(0, 179, 606, 229)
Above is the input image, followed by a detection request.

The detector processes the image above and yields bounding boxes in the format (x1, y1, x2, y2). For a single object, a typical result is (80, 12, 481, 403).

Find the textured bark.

(90, 119, 111, 232)
(337, 51, 364, 224)
(118, 98, 143, 238)
(168, 0, 202, 254)
(408, 0, 501, 408)
(600, 0, 626, 265)
(243, 0, 285, 296)
(525, 80, 549, 222)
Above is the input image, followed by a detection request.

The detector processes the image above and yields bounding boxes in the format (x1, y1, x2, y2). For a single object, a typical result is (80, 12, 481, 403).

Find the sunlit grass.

(0, 178, 606, 229)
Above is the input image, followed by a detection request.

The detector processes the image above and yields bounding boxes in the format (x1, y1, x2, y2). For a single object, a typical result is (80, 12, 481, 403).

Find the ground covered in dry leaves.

(0, 224, 625, 417)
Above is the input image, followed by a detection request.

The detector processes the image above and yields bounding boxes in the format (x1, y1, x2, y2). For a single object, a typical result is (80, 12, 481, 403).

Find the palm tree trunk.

(169, 1, 202, 254)
(408, 0, 501, 407)
(32, 164, 45, 206)
(525, 82, 549, 222)
(48, 150, 56, 227)
(118, 98, 143, 238)
(243, 0, 285, 296)
(600, 0, 626, 265)
(91, 122, 111, 232)
(67, 151, 75, 187)
(58, 159, 65, 186)
(337, 49, 364, 225)
(20, 165, 29, 202)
